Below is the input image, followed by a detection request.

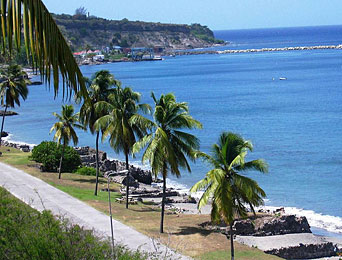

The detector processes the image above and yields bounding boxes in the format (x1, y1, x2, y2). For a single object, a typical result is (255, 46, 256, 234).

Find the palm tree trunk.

(230, 222, 235, 260)
(125, 152, 129, 209)
(94, 131, 100, 196)
(0, 106, 8, 147)
(160, 172, 167, 233)
(58, 144, 65, 179)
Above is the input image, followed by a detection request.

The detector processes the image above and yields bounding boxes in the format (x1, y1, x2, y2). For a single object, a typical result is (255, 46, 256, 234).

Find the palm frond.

(236, 159, 269, 173)
(1, 0, 86, 98)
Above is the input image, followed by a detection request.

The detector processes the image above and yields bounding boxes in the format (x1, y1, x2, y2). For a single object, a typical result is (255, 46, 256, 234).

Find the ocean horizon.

(4, 25, 342, 237)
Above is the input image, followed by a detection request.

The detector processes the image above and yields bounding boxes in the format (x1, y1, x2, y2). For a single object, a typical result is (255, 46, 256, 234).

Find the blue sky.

(44, 0, 342, 30)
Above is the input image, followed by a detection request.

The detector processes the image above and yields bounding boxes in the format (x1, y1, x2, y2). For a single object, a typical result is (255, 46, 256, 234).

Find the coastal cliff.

(52, 14, 224, 51)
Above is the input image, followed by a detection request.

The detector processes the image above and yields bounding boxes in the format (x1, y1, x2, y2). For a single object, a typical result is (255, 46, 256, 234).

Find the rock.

(130, 168, 152, 185)
(165, 195, 197, 204)
(75, 146, 107, 162)
(80, 154, 95, 163)
(1, 131, 8, 137)
(0, 110, 18, 116)
(233, 221, 255, 236)
(122, 175, 139, 188)
(100, 159, 117, 172)
(234, 215, 311, 236)
(265, 242, 339, 259)
(19, 145, 30, 152)
(28, 81, 43, 85)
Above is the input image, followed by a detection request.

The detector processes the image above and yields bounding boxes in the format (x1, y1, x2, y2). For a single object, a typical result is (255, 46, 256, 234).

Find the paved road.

(0, 162, 190, 260)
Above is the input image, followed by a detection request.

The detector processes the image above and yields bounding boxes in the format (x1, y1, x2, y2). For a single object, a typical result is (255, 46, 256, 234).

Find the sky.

(43, 0, 342, 30)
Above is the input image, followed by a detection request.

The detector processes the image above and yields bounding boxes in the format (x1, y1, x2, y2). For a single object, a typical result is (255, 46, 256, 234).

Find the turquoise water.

(5, 26, 342, 235)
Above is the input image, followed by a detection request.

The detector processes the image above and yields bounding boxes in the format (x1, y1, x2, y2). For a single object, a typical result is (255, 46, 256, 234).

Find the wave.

(3, 134, 37, 149)
(122, 158, 342, 235)
(4, 134, 342, 235)
(260, 205, 342, 234)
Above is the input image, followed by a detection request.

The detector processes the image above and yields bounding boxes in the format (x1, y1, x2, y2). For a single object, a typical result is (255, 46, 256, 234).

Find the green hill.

(52, 14, 224, 51)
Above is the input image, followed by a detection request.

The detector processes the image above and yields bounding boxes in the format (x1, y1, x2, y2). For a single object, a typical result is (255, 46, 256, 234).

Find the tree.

(1, 0, 86, 98)
(75, 6, 87, 16)
(96, 86, 152, 208)
(50, 105, 84, 179)
(0, 64, 30, 146)
(133, 93, 202, 232)
(190, 132, 268, 260)
(78, 71, 120, 195)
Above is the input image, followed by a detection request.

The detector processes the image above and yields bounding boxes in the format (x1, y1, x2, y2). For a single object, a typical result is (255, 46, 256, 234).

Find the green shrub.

(30, 141, 81, 173)
(75, 166, 99, 176)
(0, 187, 148, 260)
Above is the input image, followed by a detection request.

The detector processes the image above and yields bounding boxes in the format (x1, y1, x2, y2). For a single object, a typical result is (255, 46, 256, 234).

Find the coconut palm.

(0, 64, 30, 146)
(190, 132, 268, 260)
(96, 86, 152, 208)
(1, 0, 86, 97)
(50, 105, 84, 179)
(133, 92, 202, 232)
(78, 70, 120, 196)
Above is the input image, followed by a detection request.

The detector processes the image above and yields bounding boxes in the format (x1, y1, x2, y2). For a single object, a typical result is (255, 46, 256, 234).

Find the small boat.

(279, 77, 287, 80)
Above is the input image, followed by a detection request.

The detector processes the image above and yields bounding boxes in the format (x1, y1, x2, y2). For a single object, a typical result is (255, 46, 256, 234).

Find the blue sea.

(5, 25, 342, 236)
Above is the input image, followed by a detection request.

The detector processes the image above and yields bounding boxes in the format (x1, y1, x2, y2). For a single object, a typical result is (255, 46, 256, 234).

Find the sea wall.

(168, 44, 342, 56)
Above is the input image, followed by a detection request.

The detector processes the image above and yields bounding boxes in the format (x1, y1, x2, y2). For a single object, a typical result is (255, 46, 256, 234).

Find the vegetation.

(0, 45, 30, 66)
(50, 105, 84, 179)
(30, 141, 81, 173)
(190, 23, 225, 44)
(0, 64, 30, 146)
(52, 13, 223, 50)
(78, 70, 120, 195)
(75, 166, 98, 176)
(0, 0, 86, 97)
(96, 85, 152, 209)
(190, 132, 268, 260)
(133, 92, 202, 233)
(0, 147, 279, 260)
(0, 186, 149, 260)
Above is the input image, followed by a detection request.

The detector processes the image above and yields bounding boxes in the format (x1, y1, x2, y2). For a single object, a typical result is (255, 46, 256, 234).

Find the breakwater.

(167, 44, 342, 56)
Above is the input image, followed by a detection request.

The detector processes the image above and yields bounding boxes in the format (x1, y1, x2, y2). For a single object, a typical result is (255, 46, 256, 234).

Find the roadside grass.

(49, 183, 121, 202)
(0, 147, 281, 260)
(0, 186, 148, 260)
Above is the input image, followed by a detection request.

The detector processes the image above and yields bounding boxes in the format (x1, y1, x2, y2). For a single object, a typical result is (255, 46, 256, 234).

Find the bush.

(0, 187, 148, 260)
(30, 141, 81, 173)
(75, 166, 99, 176)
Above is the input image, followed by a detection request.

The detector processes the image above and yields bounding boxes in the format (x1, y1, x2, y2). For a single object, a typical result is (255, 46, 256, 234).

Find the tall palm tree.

(133, 92, 202, 232)
(78, 70, 120, 196)
(50, 105, 84, 179)
(1, 0, 86, 97)
(190, 132, 268, 260)
(0, 64, 30, 146)
(96, 86, 152, 208)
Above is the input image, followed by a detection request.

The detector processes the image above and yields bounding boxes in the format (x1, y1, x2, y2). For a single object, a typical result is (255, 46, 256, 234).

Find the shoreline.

(73, 43, 342, 66)
(2, 134, 342, 239)
(167, 44, 342, 56)
(2, 136, 342, 258)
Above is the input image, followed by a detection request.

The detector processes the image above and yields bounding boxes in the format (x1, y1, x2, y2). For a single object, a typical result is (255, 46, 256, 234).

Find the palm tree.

(0, 64, 30, 146)
(133, 92, 202, 232)
(1, 0, 86, 97)
(50, 105, 84, 179)
(96, 86, 152, 208)
(78, 70, 120, 196)
(190, 132, 268, 260)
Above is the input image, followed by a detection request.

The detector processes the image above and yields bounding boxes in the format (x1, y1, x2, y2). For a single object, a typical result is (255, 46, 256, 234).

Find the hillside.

(52, 14, 224, 51)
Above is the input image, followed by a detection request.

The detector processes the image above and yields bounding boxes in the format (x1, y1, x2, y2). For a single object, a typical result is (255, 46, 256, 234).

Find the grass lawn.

(0, 147, 281, 260)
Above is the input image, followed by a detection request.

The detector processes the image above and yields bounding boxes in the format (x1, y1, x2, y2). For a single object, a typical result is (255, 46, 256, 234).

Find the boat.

(279, 77, 287, 80)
